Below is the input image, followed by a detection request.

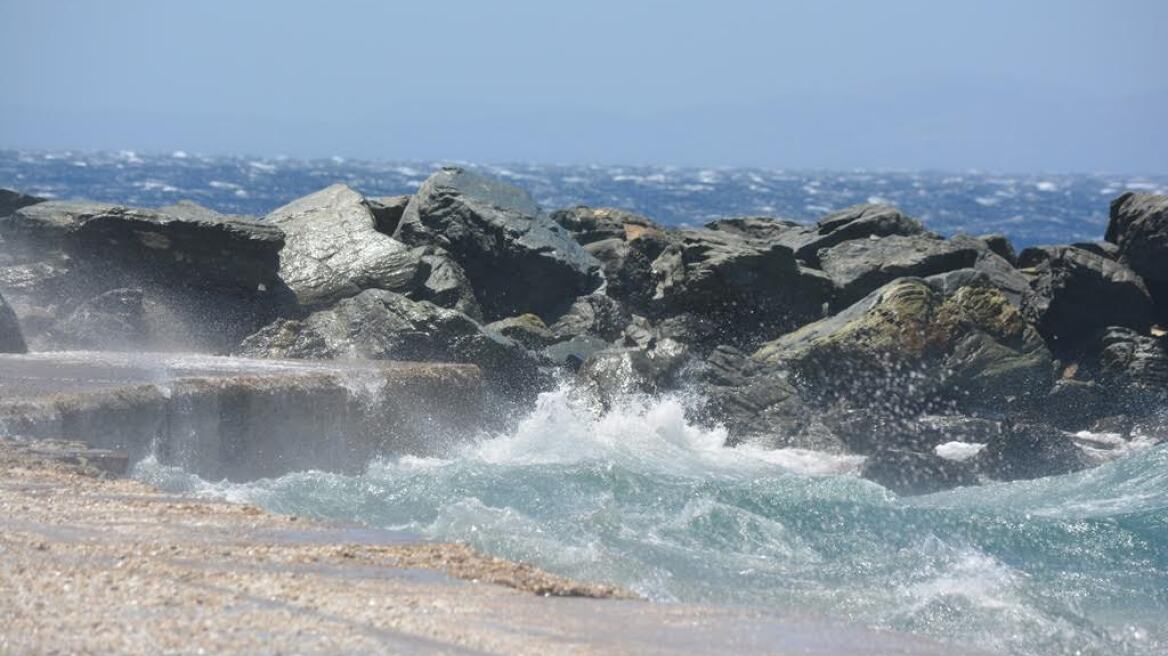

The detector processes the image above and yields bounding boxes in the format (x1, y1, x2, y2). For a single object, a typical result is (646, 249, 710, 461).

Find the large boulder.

(817, 234, 981, 307)
(754, 276, 1054, 411)
(237, 289, 545, 400)
(1106, 193, 1168, 290)
(0, 290, 26, 353)
(784, 204, 926, 266)
(266, 184, 426, 308)
(1017, 245, 1155, 352)
(395, 168, 602, 321)
(648, 228, 835, 351)
(577, 339, 689, 408)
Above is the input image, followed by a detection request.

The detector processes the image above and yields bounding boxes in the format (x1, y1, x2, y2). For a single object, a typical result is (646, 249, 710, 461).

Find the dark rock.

(363, 195, 411, 235)
(1106, 192, 1168, 285)
(237, 289, 545, 399)
(549, 294, 630, 342)
(577, 340, 689, 406)
(413, 247, 482, 319)
(1017, 245, 1155, 352)
(0, 188, 46, 219)
(541, 335, 612, 371)
(484, 314, 558, 349)
(862, 448, 979, 495)
(157, 200, 228, 223)
(818, 234, 981, 307)
(705, 216, 803, 241)
(755, 277, 1054, 411)
(821, 409, 1001, 455)
(978, 234, 1017, 265)
(648, 228, 834, 352)
(1041, 379, 1111, 431)
(1071, 241, 1119, 260)
(976, 421, 1089, 481)
(1094, 326, 1168, 413)
(45, 288, 147, 351)
(395, 168, 602, 321)
(551, 206, 662, 245)
(0, 290, 26, 353)
(788, 204, 926, 266)
(267, 184, 425, 308)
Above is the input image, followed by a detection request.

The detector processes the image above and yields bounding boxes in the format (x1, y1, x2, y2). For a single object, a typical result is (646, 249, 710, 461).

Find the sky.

(1, 0, 1165, 172)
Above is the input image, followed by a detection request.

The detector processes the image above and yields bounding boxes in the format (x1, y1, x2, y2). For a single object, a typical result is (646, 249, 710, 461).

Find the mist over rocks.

(1, 168, 1166, 495)
(0, 290, 26, 353)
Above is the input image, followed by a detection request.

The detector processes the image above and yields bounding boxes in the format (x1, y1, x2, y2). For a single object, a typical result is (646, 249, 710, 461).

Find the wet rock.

(413, 247, 482, 319)
(549, 294, 630, 342)
(267, 184, 425, 308)
(1041, 379, 1111, 431)
(754, 277, 1054, 411)
(237, 289, 545, 399)
(648, 228, 834, 352)
(541, 335, 611, 371)
(1017, 245, 1155, 352)
(1094, 326, 1168, 412)
(395, 168, 602, 321)
(820, 409, 1000, 455)
(0, 290, 26, 353)
(363, 195, 411, 235)
(861, 448, 979, 495)
(484, 314, 558, 349)
(817, 234, 981, 307)
(975, 421, 1089, 481)
(45, 288, 147, 351)
(1106, 192, 1168, 287)
(577, 340, 689, 406)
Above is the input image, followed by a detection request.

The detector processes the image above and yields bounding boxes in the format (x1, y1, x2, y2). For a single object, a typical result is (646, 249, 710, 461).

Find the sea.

(5, 149, 1168, 655)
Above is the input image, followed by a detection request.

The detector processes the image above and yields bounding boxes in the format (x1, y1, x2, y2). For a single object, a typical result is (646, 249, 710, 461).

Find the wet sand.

(0, 437, 975, 655)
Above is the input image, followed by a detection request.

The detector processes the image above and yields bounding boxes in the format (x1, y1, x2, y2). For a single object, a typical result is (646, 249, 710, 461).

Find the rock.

(577, 340, 689, 406)
(975, 421, 1089, 481)
(549, 294, 630, 342)
(705, 216, 803, 241)
(1017, 245, 1155, 352)
(395, 168, 602, 321)
(413, 247, 482, 319)
(978, 234, 1017, 264)
(1094, 326, 1168, 412)
(1071, 241, 1119, 260)
(1041, 379, 1111, 431)
(363, 195, 411, 235)
(817, 234, 981, 307)
(157, 200, 228, 223)
(787, 204, 926, 266)
(1106, 192, 1168, 288)
(484, 314, 558, 349)
(551, 206, 662, 245)
(0, 188, 45, 219)
(541, 335, 611, 371)
(237, 289, 545, 399)
(648, 228, 834, 352)
(861, 448, 979, 495)
(820, 409, 1001, 455)
(0, 291, 26, 353)
(44, 288, 147, 351)
(754, 277, 1054, 411)
(3, 200, 284, 294)
(266, 184, 425, 308)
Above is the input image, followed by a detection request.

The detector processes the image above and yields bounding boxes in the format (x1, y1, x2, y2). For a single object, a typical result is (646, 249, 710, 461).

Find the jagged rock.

(363, 195, 411, 235)
(551, 206, 662, 245)
(1106, 192, 1168, 288)
(648, 228, 834, 351)
(395, 168, 602, 321)
(1071, 241, 1119, 260)
(3, 200, 284, 293)
(1094, 327, 1168, 413)
(818, 234, 981, 307)
(978, 234, 1017, 265)
(237, 289, 544, 398)
(754, 277, 1054, 411)
(549, 294, 630, 342)
(0, 290, 26, 353)
(786, 204, 926, 266)
(1017, 245, 1155, 352)
(485, 314, 558, 349)
(157, 200, 227, 223)
(861, 448, 979, 495)
(412, 247, 482, 319)
(0, 188, 46, 220)
(705, 216, 803, 241)
(266, 184, 425, 308)
(577, 340, 689, 406)
(976, 422, 1089, 481)
(541, 335, 611, 371)
(45, 288, 147, 351)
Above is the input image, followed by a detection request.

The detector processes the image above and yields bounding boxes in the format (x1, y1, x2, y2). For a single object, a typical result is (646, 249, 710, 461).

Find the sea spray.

(134, 384, 1168, 656)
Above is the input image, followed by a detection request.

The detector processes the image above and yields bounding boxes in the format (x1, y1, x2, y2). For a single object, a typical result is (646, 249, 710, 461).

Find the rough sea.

(5, 150, 1168, 656)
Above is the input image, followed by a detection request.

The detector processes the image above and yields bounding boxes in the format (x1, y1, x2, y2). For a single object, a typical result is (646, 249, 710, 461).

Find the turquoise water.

(136, 388, 1168, 656)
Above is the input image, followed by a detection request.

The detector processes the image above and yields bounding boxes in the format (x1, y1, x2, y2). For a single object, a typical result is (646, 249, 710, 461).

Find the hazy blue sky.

(1, 0, 1165, 172)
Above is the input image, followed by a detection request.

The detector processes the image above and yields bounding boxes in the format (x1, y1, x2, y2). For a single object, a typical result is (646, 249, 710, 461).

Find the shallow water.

(136, 387, 1168, 656)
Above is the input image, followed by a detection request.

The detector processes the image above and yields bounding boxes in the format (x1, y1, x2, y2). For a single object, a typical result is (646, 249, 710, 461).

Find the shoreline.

(0, 436, 973, 655)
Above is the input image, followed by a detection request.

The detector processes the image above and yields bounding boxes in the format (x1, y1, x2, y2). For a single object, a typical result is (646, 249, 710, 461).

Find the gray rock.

(818, 234, 981, 307)
(0, 290, 26, 353)
(157, 200, 229, 223)
(541, 335, 611, 371)
(484, 314, 558, 349)
(861, 448, 979, 495)
(0, 188, 46, 219)
(788, 204, 926, 266)
(1106, 192, 1168, 284)
(1017, 245, 1155, 351)
(413, 247, 482, 319)
(395, 168, 602, 321)
(549, 294, 630, 342)
(820, 409, 1001, 455)
(577, 340, 689, 407)
(1094, 326, 1168, 412)
(364, 195, 411, 235)
(1042, 379, 1111, 431)
(978, 234, 1017, 264)
(551, 206, 662, 245)
(754, 277, 1054, 411)
(45, 288, 147, 351)
(266, 184, 425, 308)
(975, 422, 1089, 481)
(704, 216, 803, 241)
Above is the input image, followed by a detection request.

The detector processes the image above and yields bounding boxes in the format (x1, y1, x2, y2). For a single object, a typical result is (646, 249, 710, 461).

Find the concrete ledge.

(0, 352, 484, 480)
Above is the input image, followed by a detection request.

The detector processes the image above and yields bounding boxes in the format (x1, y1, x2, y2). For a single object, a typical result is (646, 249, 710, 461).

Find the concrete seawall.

(0, 352, 483, 480)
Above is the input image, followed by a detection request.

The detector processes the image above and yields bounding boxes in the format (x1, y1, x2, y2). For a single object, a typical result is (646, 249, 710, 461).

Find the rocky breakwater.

(3, 174, 1167, 495)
